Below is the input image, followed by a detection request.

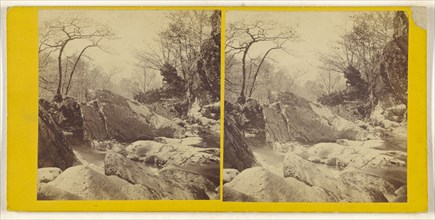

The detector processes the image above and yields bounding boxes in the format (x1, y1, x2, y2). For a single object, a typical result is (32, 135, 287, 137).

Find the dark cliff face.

(38, 106, 81, 170)
(224, 115, 257, 172)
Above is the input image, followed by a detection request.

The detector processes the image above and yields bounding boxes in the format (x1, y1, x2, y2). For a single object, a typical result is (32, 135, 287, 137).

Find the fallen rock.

(223, 186, 258, 202)
(38, 167, 62, 183)
(223, 169, 240, 183)
(38, 106, 81, 170)
(300, 140, 406, 171)
(125, 140, 220, 167)
(80, 101, 111, 141)
(159, 168, 217, 194)
(38, 183, 83, 200)
(266, 92, 368, 143)
(105, 151, 210, 200)
(340, 171, 396, 199)
(283, 152, 336, 187)
(83, 89, 185, 142)
(225, 167, 333, 202)
(263, 104, 292, 144)
(283, 152, 390, 202)
(46, 165, 158, 200)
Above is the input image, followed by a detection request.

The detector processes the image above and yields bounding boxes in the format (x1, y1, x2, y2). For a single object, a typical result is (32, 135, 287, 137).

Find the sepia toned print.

(37, 10, 221, 200)
(224, 11, 408, 202)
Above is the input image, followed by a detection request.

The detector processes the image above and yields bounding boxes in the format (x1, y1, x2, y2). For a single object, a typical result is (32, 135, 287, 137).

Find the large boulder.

(301, 140, 407, 171)
(283, 152, 334, 187)
(223, 186, 258, 202)
(263, 104, 291, 143)
(38, 183, 83, 200)
(38, 167, 62, 183)
(124, 140, 220, 168)
(224, 167, 332, 202)
(43, 165, 158, 200)
(283, 152, 391, 202)
(104, 151, 209, 200)
(80, 101, 111, 141)
(223, 115, 257, 172)
(340, 171, 397, 199)
(267, 92, 367, 143)
(38, 106, 80, 170)
(223, 168, 240, 183)
(82, 90, 185, 142)
(159, 168, 217, 195)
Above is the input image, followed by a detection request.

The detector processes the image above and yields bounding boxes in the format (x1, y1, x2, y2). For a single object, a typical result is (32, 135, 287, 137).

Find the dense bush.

(319, 65, 369, 106)
(160, 63, 187, 99)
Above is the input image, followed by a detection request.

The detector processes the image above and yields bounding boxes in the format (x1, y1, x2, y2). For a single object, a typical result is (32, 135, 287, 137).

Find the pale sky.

(226, 10, 357, 82)
(39, 10, 175, 81)
(39, 10, 363, 84)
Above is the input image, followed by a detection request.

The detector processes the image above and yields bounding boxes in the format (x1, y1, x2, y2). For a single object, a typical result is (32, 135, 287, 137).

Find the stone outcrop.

(263, 104, 291, 143)
(41, 165, 158, 200)
(266, 92, 367, 144)
(224, 167, 333, 202)
(104, 151, 209, 200)
(38, 167, 62, 183)
(38, 183, 83, 200)
(159, 168, 217, 194)
(83, 90, 185, 142)
(38, 106, 80, 170)
(223, 186, 258, 202)
(283, 152, 392, 202)
(224, 115, 257, 172)
(124, 140, 220, 168)
(40, 89, 186, 149)
(223, 168, 240, 183)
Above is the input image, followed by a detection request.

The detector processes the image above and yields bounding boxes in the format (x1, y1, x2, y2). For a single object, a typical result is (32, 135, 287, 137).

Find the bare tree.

(39, 17, 115, 101)
(226, 19, 299, 102)
(318, 70, 341, 96)
(133, 67, 157, 94)
(101, 67, 120, 90)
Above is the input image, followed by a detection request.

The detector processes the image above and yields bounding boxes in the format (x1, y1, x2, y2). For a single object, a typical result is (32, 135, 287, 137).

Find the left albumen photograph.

(37, 9, 221, 200)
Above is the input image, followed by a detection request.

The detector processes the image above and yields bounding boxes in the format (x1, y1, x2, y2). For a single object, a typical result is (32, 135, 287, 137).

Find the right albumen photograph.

(223, 10, 408, 203)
